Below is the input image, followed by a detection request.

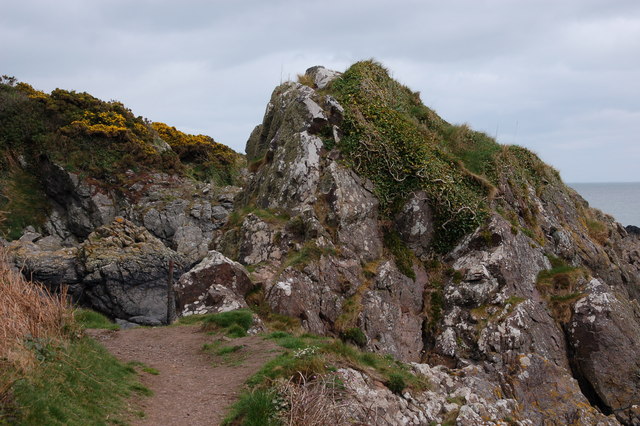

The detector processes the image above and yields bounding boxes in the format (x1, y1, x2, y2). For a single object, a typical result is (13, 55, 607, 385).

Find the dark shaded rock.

(6, 240, 80, 291)
(505, 353, 618, 425)
(79, 218, 185, 325)
(626, 225, 640, 235)
(115, 318, 140, 330)
(568, 278, 640, 424)
(40, 161, 116, 242)
(174, 250, 253, 316)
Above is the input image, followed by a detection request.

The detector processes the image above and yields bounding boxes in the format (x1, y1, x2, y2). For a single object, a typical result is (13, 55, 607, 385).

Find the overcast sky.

(2, 0, 639, 182)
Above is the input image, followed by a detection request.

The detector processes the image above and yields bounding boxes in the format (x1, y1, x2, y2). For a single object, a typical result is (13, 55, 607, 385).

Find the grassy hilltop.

(0, 76, 244, 239)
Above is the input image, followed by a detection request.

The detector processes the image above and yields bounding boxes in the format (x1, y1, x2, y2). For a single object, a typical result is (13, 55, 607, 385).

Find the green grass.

(73, 308, 120, 330)
(202, 310, 254, 333)
(339, 327, 367, 347)
(537, 255, 579, 282)
(126, 361, 160, 376)
(221, 389, 280, 426)
(283, 241, 337, 269)
(383, 229, 416, 279)
(4, 337, 149, 425)
(142, 367, 159, 376)
(549, 292, 583, 302)
(227, 206, 290, 228)
(176, 309, 254, 337)
(202, 341, 247, 367)
(226, 331, 430, 425)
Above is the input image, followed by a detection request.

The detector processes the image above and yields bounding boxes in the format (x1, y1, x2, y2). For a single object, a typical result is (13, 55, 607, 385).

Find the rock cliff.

(218, 63, 640, 424)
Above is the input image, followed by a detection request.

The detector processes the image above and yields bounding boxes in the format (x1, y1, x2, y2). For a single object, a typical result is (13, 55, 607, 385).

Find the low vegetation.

(224, 331, 430, 425)
(177, 309, 255, 338)
(536, 255, 587, 323)
(73, 308, 120, 331)
(0, 248, 148, 424)
(328, 61, 491, 252)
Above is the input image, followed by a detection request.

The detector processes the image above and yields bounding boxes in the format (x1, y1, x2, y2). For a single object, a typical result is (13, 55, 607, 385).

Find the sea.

(569, 182, 640, 228)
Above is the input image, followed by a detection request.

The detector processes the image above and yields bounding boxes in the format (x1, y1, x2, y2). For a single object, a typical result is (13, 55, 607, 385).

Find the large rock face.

(9, 218, 185, 325)
(38, 159, 238, 266)
(568, 278, 640, 423)
(230, 70, 425, 361)
(78, 218, 185, 325)
(217, 65, 640, 424)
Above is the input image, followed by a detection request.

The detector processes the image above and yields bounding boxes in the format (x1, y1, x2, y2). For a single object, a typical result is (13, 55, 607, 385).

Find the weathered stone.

(41, 161, 116, 241)
(505, 353, 618, 425)
(6, 240, 80, 290)
(79, 218, 184, 325)
(395, 190, 434, 260)
(305, 66, 342, 90)
(360, 260, 425, 361)
(322, 162, 382, 262)
(174, 250, 253, 317)
(237, 214, 283, 265)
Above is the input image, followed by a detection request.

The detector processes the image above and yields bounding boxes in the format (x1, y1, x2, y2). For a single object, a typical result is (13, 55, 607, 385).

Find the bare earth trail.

(89, 326, 280, 426)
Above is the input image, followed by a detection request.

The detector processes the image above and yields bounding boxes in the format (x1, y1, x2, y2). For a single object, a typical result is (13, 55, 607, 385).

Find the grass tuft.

(73, 308, 119, 330)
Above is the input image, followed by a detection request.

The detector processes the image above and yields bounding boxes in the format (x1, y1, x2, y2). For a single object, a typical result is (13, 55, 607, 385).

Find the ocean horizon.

(569, 182, 640, 227)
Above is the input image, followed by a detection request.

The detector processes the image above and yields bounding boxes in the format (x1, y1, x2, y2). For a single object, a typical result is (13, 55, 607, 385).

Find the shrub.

(222, 389, 279, 426)
(329, 61, 489, 252)
(203, 309, 253, 331)
(339, 328, 367, 347)
(0, 249, 75, 362)
(386, 373, 406, 394)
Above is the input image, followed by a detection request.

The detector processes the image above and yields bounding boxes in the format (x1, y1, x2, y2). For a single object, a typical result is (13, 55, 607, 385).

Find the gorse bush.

(152, 122, 243, 185)
(0, 77, 244, 238)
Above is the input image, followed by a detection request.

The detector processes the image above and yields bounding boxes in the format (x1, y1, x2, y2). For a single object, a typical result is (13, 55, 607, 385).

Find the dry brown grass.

(276, 374, 351, 426)
(0, 247, 75, 399)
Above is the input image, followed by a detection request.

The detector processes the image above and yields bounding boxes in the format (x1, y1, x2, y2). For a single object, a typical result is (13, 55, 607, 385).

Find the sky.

(1, 0, 639, 183)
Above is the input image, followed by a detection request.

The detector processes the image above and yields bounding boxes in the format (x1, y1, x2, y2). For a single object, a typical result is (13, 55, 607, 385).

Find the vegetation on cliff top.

(0, 76, 243, 239)
(328, 60, 562, 252)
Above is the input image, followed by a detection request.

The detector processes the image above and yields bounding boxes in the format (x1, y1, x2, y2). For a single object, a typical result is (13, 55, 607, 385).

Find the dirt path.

(89, 326, 280, 426)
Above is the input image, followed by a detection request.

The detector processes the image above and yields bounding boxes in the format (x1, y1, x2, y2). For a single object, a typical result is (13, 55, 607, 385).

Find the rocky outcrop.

(78, 218, 185, 325)
(38, 160, 238, 265)
(41, 161, 116, 243)
(174, 250, 253, 316)
(217, 64, 640, 424)
(9, 218, 185, 325)
(568, 278, 640, 423)
(225, 69, 427, 361)
(129, 174, 241, 265)
(6, 230, 81, 292)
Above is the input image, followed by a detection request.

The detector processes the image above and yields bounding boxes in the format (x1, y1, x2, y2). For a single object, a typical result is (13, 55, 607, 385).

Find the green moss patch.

(73, 308, 120, 331)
